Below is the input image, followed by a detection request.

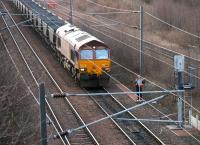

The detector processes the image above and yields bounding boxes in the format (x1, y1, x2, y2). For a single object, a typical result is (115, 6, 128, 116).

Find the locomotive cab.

(78, 41, 111, 87)
(56, 24, 111, 87)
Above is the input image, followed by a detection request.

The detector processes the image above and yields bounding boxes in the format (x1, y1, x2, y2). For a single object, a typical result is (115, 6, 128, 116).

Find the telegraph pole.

(43, 0, 46, 8)
(70, 0, 73, 24)
(40, 83, 47, 145)
(139, 6, 144, 76)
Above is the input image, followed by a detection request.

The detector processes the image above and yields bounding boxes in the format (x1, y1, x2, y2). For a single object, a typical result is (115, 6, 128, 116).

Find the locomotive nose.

(92, 65, 97, 70)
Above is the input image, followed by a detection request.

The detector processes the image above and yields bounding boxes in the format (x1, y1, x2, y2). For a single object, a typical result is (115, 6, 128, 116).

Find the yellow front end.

(78, 59, 111, 76)
(77, 59, 111, 87)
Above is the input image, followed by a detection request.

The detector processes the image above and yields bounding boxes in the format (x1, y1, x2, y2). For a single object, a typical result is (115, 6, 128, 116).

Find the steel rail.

(9, 0, 99, 144)
(1, 1, 99, 145)
(0, 3, 68, 144)
(35, 0, 200, 81)
(103, 88, 165, 145)
(84, 89, 136, 145)
(47, 2, 200, 63)
(0, 34, 66, 145)
(12, 3, 99, 145)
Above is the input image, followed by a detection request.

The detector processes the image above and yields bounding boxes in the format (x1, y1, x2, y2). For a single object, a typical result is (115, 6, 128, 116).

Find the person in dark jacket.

(135, 75, 145, 101)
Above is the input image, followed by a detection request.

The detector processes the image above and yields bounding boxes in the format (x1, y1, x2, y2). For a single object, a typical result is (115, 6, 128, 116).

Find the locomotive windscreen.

(80, 50, 93, 59)
(95, 49, 109, 59)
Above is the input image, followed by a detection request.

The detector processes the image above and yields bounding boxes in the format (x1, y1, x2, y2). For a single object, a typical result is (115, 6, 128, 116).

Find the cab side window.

(71, 49, 76, 62)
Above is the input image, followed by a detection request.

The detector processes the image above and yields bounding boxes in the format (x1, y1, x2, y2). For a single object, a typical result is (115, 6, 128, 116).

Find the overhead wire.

(85, 11, 136, 15)
(49, 6, 200, 82)
(12, 2, 100, 144)
(1, 4, 70, 143)
(145, 11, 200, 39)
(75, 0, 200, 62)
(12, 1, 200, 142)
(51, 1, 200, 65)
(85, 0, 134, 12)
(50, 0, 200, 45)
(71, 14, 200, 116)
(71, 17, 200, 143)
(85, 0, 200, 39)
(41, 0, 200, 96)
(35, 0, 200, 110)
(0, 33, 66, 144)
(31, 0, 200, 143)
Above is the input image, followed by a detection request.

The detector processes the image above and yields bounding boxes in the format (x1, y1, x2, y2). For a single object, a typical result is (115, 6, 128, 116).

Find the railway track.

(42, 0, 200, 82)
(70, 9, 200, 78)
(0, 1, 98, 144)
(86, 88, 165, 145)
(1, 1, 151, 144)
(1, 0, 199, 144)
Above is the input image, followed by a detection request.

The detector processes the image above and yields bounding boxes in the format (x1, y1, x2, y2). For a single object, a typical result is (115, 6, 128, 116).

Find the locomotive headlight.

(80, 68, 87, 72)
(104, 67, 110, 71)
(102, 66, 110, 72)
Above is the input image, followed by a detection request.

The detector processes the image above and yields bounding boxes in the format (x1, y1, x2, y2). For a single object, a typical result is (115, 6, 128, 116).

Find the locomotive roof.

(56, 24, 103, 51)
(20, 0, 65, 29)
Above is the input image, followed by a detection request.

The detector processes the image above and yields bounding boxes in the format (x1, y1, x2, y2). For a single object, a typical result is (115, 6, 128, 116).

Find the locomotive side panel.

(60, 37, 71, 60)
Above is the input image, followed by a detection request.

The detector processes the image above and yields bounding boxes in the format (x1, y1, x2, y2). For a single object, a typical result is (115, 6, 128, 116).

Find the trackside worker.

(135, 76, 145, 101)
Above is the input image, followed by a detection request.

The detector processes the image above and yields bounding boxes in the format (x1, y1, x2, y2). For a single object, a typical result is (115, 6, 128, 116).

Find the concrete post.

(139, 6, 144, 76)
(70, 0, 73, 24)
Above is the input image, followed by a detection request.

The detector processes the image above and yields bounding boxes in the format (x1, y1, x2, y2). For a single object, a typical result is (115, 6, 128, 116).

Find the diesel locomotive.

(13, 0, 111, 87)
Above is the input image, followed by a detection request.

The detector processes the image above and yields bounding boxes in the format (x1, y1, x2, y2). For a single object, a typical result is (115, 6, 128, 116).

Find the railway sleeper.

(127, 126, 140, 133)
(70, 141, 94, 145)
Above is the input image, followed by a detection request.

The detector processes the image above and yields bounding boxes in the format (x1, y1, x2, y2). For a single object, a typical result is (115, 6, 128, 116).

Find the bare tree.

(0, 42, 39, 145)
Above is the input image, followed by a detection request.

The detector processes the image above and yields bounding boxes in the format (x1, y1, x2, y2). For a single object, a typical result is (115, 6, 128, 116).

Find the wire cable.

(0, 34, 66, 145)
(11, 1, 200, 143)
(50, 2, 200, 63)
(85, 0, 200, 40)
(73, 17, 200, 115)
(145, 11, 200, 39)
(42, 3, 200, 106)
